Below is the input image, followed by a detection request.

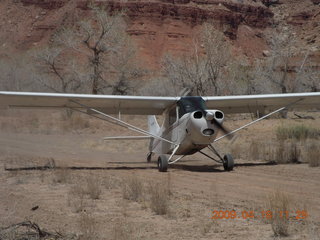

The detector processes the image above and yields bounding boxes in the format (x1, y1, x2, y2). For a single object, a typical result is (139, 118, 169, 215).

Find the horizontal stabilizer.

(103, 136, 152, 140)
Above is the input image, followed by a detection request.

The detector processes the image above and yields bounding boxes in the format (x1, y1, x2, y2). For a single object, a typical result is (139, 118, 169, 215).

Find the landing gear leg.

(147, 152, 153, 163)
(199, 144, 234, 171)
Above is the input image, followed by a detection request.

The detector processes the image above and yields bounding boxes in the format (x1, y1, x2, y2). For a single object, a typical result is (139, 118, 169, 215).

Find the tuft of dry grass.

(272, 140, 301, 164)
(67, 184, 86, 213)
(78, 212, 98, 240)
(62, 113, 90, 131)
(122, 175, 143, 202)
(85, 176, 102, 200)
(200, 220, 213, 236)
(103, 175, 119, 190)
(230, 142, 242, 159)
(306, 141, 320, 167)
(249, 140, 260, 160)
(148, 180, 170, 215)
(112, 218, 137, 240)
(53, 167, 70, 184)
(266, 190, 290, 237)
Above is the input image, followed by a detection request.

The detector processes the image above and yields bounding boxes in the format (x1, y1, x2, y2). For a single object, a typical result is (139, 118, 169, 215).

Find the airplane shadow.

(170, 164, 224, 172)
(235, 161, 277, 167)
(4, 161, 278, 172)
(4, 165, 157, 171)
(169, 160, 277, 172)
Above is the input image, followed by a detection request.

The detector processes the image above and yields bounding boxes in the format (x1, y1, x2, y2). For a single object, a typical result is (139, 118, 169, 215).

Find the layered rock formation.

(0, 0, 319, 68)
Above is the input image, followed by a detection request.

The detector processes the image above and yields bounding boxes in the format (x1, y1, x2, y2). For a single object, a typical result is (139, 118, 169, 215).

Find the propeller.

(210, 116, 233, 140)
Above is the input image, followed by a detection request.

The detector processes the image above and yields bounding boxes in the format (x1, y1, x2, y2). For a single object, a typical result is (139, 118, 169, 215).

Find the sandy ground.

(0, 111, 319, 239)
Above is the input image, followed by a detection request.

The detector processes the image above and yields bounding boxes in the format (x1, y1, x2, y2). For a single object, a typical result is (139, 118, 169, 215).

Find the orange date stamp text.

(211, 210, 308, 220)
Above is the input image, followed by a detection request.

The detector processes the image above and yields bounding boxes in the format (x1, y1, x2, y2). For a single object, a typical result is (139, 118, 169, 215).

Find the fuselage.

(150, 96, 224, 155)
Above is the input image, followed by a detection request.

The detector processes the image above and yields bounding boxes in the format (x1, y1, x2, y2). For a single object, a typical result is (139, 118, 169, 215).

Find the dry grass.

(273, 140, 301, 164)
(67, 184, 86, 213)
(148, 180, 170, 215)
(276, 124, 319, 141)
(85, 176, 102, 200)
(266, 190, 290, 237)
(103, 175, 119, 190)
(112, 218, 137, 240)
(0, 221, 75, 240)
(305, 141, 320, 167)
(61, 113, 90, 131)
(199, 219, 213, 236)
(230, 142, 242, 159)
(255, 139, 302, 164)
(78, 212, 98, 240)
(240, 139, 302, 164)
(53, 167, 70, 184)
(122, 175, 143, 202)
(249, 140, 260, 160)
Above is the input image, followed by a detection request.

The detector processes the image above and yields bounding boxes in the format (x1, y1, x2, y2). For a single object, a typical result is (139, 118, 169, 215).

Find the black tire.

(147, 152, 152, 163)
(158, 155, 168, 172)
(223, 154, 234, 171)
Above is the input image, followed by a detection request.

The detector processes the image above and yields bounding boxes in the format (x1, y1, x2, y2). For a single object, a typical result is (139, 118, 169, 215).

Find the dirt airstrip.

(0, 110, 319, 239)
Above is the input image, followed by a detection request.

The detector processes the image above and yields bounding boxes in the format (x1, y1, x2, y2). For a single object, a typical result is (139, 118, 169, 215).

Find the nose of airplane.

(205, 111, 215, 121)
(187, 111, 216, 144)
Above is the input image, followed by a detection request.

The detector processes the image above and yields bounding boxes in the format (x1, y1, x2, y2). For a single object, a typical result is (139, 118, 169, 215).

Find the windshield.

(177, 96, 207, 118)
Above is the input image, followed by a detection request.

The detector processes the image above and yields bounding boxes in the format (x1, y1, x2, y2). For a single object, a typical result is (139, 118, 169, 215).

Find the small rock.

(262, 50, 271, 57)
(31, 205, 39, 211)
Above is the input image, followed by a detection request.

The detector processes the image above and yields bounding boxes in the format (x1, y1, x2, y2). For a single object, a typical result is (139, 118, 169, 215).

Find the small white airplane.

(0, 91, 319, 172)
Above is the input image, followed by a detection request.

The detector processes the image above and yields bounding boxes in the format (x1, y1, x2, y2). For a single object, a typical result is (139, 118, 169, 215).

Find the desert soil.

(0, 111, 319, 239)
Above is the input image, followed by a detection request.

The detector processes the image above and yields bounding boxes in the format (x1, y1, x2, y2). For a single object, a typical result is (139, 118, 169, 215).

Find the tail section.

(148, 115, 160, 136)
(148, 115, 160, 152)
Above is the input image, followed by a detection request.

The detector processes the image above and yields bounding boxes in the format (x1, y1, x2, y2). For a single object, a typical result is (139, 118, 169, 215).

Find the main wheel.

(158, 155, 168, 172)
(147, 152, 152, 163)
(223, 154, 234, 171)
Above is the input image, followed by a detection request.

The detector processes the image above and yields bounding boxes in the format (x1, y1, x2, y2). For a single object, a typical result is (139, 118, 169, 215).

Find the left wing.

(0, 91, 177, 115)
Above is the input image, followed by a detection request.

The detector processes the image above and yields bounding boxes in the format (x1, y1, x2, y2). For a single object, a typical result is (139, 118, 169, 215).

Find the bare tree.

(255, 26, 298, 94)
(226, 58, 257, 95)
(33, 5, 143, 95)
(162, 23, 231, 96)
(0, 56, 34, 91)
(295, 52, 320, 92)
(34, 47, 86, 93)
(252, 24, 320, 97)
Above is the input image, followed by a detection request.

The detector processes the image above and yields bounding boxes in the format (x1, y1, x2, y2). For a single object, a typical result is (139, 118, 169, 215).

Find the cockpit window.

(177, 96, 207, 118)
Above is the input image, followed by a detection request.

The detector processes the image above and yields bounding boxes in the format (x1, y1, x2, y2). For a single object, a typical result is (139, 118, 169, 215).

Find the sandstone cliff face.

(0, 0, 318, 68)
(0, 0, 273, 67)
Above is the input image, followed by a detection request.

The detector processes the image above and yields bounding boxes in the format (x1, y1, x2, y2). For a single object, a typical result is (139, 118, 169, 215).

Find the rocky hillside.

(0, 0, 319, 68)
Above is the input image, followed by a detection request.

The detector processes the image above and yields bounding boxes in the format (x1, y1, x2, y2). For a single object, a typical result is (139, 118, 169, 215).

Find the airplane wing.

(203, 92, 320, 114)
(0, 91, 178, 115)
(0, 91, 319, 115)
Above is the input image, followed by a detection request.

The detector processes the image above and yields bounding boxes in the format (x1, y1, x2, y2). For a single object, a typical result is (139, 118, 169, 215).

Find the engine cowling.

(205, 110, 224, 125)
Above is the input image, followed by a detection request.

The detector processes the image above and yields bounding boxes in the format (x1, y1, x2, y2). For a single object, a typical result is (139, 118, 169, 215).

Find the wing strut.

(69, 100, 174, 145)
(214, 98, 304, 142)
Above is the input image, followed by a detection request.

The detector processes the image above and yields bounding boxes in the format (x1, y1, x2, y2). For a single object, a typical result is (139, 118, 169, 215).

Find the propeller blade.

(211, 118, 233, 139)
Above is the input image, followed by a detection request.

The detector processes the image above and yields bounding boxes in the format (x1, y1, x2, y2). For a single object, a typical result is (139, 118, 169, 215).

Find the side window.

(178, 105, 184, 118)
(169, 107, 177, 125)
